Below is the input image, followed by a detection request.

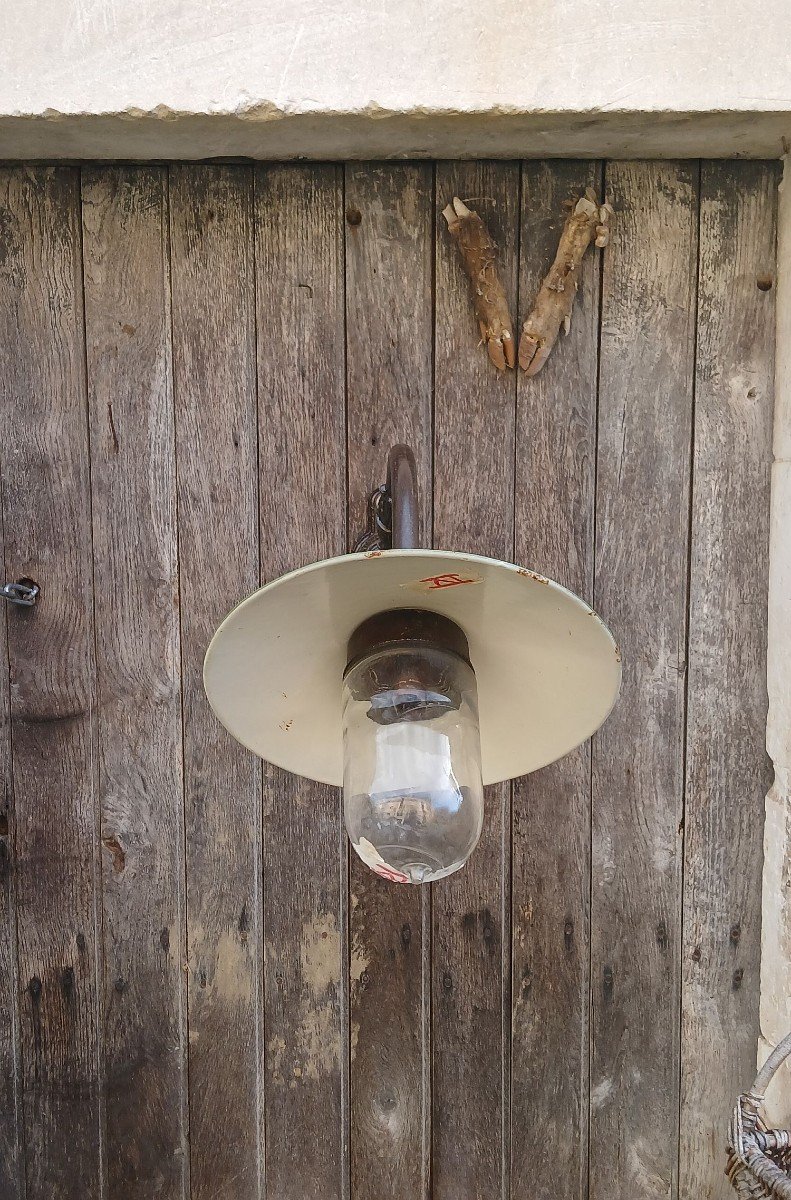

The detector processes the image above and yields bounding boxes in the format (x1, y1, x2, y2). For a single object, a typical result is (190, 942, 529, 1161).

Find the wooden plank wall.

(0, 160, 777, 1199)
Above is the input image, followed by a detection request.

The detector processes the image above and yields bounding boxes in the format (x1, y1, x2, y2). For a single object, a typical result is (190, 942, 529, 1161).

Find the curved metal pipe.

(386, 444, 420, 550)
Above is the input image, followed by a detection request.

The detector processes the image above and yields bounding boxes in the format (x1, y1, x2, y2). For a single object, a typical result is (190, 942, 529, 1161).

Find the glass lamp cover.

(342, 642, 484, 884)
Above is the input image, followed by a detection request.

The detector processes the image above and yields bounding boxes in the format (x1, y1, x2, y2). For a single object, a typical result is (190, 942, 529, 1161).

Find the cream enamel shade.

(203, 549, 621, 787)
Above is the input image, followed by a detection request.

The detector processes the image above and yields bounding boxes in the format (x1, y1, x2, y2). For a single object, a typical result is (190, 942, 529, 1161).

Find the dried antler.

(442, 196, 516, 371)
(519, 189, 612, 377)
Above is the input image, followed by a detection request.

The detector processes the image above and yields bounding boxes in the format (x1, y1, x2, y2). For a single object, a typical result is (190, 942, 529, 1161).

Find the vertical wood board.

(680, 160, 777, 1199)
(170, 164, 264, 1200)
(0, 423, 22, 1199)
(82, 165, 188, 1200)
(511, 159, 602, 1200)
(0, 165, 102, 1200)
(256, 163, 347, 1200)
(432, 158, 519, 1200)
(590, 161, 698, 1199)
(344, 162, 433, 1200)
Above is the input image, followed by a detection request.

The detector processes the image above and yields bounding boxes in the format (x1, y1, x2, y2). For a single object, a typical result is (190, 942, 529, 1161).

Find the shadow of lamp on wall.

(202, 444, 621, 885)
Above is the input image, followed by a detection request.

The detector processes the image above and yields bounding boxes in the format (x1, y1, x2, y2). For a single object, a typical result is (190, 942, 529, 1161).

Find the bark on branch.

(442, 196, 515, 371)
(518, 189, 612, 377)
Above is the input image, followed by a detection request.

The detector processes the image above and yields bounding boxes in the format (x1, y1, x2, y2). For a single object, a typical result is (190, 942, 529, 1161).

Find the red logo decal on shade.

(419, 573, 477, 590)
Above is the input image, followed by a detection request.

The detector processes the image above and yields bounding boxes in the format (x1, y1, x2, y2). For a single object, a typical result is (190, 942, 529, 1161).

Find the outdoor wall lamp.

(204, 445, 620, 885)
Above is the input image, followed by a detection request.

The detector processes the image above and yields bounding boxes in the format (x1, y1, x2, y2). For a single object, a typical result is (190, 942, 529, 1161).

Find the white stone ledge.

(2, 0, 791, 161)
(1, 109, 791, 161)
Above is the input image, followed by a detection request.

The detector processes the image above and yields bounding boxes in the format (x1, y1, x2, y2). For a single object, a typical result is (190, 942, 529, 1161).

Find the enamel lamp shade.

(204, 445, 621, 884)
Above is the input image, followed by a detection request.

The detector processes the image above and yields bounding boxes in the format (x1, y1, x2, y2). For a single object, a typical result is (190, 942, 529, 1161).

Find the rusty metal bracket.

(353, 444, 420, 553)
(1, 578, 40, 607)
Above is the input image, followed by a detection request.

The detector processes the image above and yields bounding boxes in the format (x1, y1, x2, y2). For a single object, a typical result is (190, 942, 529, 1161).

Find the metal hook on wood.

(1, 578, 40, 607)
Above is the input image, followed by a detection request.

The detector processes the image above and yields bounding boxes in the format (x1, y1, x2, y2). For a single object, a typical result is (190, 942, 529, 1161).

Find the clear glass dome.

(342, 636, 484, 885)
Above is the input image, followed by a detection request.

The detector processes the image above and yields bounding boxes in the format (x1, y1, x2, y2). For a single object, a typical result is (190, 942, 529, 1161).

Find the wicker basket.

(727, 1032, 791, 1198)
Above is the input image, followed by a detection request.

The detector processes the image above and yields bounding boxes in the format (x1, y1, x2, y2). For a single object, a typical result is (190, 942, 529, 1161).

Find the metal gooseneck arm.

(385, 444, 419, 551)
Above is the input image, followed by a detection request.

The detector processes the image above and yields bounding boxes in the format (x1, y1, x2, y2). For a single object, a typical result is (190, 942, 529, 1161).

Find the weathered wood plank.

(0, 476, 22, 1200)
(82, 165, 187, 1199)
(255, 164, 347, 1200)
(511, 160, 602, 1200)
(680, 161, 777, 1199)
(432, 159, 518, 1200)
(345, 162, 433, 1200)
(170, 164, 263, 1200)
(0, 165, 102, 1199)
(590, 161, 698, 1199)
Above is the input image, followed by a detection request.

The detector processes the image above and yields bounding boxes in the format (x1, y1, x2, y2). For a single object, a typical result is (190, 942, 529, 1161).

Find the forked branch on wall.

(442, 188, 612, 377)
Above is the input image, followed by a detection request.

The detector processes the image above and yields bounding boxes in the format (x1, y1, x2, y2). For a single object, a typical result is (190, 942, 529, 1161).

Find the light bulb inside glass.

(342, 610, 484, 884)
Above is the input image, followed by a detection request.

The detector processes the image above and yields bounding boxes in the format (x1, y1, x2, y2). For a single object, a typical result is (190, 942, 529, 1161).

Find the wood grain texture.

(82, 166, 188, 1199)
(255, 164, 347, 1200)
(679, 161, 777, 1199)
(344, 163, 433, 1200)
(170, 165, 263, 1200)
(0, 157, 778, 1200)
(590, 161, 698, 1199)
(511, 160, 602, 1200)
(0, 166, 102, 1199)
(0, 440, 22, 1199)
(432, 159, 518, 1200)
